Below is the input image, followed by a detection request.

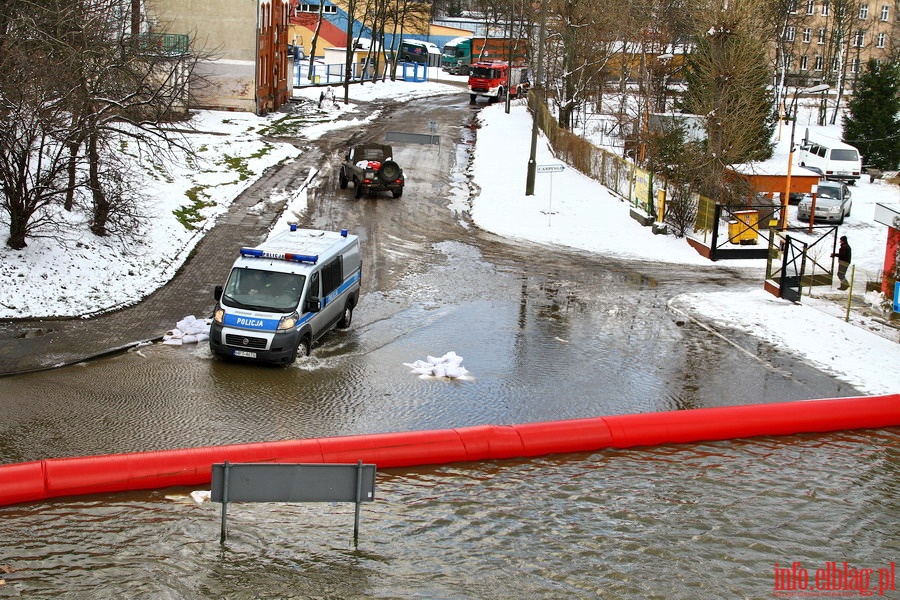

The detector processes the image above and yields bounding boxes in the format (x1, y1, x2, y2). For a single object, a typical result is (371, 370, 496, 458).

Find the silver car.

(796, 181, 852, 224)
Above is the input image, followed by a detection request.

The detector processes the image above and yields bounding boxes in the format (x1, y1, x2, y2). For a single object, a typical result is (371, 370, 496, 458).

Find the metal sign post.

(536, 163, 565, 225)
(212, 461, 376, 545)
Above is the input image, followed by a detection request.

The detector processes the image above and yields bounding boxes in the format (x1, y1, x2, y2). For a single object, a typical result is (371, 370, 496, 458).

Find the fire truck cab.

(467, 61, 530, 104)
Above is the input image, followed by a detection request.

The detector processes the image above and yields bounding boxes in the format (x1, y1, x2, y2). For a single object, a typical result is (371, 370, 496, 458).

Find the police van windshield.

(221, 268, 305, 313)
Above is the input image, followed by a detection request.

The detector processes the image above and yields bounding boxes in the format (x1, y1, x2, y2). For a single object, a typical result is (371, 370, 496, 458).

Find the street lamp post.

(656, 53, 674, 113)
(781, 83, 830, 230)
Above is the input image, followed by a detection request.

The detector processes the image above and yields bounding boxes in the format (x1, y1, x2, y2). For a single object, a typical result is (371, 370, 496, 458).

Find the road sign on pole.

(536, 163, 565, 173)
(536, 165, 563, 225)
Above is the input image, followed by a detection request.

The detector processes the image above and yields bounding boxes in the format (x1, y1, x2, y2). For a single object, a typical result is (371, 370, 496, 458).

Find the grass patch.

(220, 144, 273, 181)
(258, 114, 332, 137)
(173, 186, 216, 230)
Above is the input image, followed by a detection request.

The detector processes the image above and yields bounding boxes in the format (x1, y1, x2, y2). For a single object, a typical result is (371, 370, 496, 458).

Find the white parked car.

(796, 180, 852, 225)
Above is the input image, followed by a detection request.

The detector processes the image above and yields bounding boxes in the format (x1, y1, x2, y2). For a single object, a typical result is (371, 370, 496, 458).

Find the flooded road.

(0, 232, 859, 465)
(2, 429, 897, 599)
(0, 93, 890, 598)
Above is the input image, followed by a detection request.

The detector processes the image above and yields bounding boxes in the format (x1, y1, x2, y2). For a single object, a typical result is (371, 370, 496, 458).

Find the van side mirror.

(304, 298, 321, 313)
(214, 285, 223, 301)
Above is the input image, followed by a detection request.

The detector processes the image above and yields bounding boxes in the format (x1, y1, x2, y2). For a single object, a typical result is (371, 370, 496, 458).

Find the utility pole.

(525, 2, 546, 196)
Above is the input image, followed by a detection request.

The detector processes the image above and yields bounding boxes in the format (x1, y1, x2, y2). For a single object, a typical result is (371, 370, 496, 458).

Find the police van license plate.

(233, 349, 257, 358)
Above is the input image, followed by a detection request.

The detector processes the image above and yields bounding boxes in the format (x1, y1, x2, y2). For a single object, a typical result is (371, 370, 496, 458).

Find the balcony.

(131, 33, 190, 56)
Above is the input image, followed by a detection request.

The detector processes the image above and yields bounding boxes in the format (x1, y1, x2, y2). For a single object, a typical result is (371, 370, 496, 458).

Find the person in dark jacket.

(832, 236, 852, 290)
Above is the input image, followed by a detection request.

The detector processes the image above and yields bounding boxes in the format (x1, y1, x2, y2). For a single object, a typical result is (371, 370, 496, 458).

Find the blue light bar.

(239, 247, 318, 264)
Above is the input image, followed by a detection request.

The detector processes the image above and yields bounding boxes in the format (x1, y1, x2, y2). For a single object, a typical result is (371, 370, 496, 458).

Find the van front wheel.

(299, 336, 311, 358)
(338, 303, 353, 329)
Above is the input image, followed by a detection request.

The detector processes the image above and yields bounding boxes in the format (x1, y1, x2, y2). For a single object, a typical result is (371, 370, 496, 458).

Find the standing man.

(832, 235, 852, 290)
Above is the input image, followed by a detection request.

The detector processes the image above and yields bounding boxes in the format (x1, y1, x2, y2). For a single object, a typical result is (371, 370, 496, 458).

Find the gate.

(766, 226, 839, 301)
(707, 204, 780, 261)
(776, 235, 807, 301)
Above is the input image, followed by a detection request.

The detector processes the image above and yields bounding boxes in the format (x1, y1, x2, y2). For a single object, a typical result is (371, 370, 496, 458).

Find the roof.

(239, 227, 357, 272)
(725, 166, 822, 195)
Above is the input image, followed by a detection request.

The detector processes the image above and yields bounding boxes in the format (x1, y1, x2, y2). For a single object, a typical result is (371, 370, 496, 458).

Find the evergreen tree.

(842, 58, 900, 171)
(676, 25, 775, 203)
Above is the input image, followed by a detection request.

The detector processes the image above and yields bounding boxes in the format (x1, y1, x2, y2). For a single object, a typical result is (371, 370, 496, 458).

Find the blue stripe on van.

(223, 313, 282, 330)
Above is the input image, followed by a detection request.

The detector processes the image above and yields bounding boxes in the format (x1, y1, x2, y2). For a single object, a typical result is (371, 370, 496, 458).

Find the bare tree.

(0, 71, 74, 249)
(680, 0, 776, 202)
(342, 0, 377, 101)
(0, 0, 206, 247)
(542, 0, 622, 130)
(822, 0, 856, 124)
(307, 2, 326, 82)
(388, 0, 433, 81)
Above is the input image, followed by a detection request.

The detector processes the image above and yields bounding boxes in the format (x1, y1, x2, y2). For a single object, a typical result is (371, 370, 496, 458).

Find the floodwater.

(0, 238, 859, 464)
(1, 239, 892, 599)
(1, 430, 897, 598)
(0, 93, 893, 598)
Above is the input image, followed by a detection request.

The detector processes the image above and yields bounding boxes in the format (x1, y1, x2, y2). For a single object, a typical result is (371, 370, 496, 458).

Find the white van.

(797, 131, 862, 184)
(209, 225, 361, 365)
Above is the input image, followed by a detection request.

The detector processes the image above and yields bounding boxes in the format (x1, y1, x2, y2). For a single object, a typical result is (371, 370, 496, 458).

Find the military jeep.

(339, 144, 404, 199)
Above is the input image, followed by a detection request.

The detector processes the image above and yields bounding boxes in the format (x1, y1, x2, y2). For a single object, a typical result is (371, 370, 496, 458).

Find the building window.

(806, 0, 815, 14)
(802, 27, 812, 42)
(877, 32, 886, 47)
(788, 0, 798, 12)
(297, 3, 336, 14)
(831, 57, 839, 71)
(800, 55, 809, 70)
(880, 5, 889, 20)
(859, 4, 869, 18)
(818, 27, 827, 43)
(854, 30, 865, 46)
(821, 0, 830, 15)
(785, 26, 796, 41)
(850, 58, 860, 73)
(814, 55, 824, 70)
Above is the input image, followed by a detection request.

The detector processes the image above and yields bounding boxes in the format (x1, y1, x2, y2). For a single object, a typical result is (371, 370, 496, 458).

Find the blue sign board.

(894, 281, 900, 313)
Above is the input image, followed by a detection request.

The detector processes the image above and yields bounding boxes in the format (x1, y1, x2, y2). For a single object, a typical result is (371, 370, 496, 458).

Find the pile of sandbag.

(162, 315, 212, 345)
(404, 351, 469, 379)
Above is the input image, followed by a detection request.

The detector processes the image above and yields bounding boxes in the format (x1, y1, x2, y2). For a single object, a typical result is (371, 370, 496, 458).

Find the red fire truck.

(467, 61, 530, 104)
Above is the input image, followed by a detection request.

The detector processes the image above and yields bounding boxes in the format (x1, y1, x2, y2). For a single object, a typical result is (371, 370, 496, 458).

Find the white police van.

(209, 225, 361, 365)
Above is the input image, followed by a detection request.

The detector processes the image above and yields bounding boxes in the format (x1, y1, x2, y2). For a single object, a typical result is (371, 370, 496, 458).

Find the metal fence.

(526, 92, 900, 340)
(295, 61, 429, 87)
(528, 92, 638, 206)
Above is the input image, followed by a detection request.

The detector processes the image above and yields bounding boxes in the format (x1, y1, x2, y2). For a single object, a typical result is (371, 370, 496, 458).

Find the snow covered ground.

(0, 72, 897, 394)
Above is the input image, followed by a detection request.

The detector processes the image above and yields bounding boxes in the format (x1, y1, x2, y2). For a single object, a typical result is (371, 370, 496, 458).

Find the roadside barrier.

(0, 394, 897, 507)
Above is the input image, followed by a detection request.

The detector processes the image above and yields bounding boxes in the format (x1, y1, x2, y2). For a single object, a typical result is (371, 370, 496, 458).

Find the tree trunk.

(87, 131, 109, 237)
(5, 205, 28, 250)
(307, 3, 324, 81)
(64, 139, 82, 211)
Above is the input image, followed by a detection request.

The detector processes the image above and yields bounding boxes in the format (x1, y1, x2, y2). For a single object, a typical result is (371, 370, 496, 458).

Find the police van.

(209, 225, 361, 365)
(797, 130, 862, 184)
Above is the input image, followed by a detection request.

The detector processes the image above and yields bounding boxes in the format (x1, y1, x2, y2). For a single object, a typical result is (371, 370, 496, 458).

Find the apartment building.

(781, 0, 897, 88)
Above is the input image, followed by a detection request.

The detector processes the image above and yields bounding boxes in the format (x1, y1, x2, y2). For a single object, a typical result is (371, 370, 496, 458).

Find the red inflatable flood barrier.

(1, 394, 897, 507)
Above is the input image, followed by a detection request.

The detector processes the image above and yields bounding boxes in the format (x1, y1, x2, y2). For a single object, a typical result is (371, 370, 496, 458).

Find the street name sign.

(536, 163, 565, 173)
